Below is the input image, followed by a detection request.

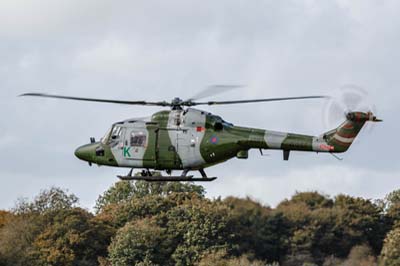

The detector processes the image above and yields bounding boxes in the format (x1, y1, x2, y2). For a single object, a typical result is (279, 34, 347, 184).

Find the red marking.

(356, 112, 363, 122)
(320, 144, 335, 151)
(211, 137, 217, 143)
(196, 126, 205, 132)
(343, 123, 354, 129)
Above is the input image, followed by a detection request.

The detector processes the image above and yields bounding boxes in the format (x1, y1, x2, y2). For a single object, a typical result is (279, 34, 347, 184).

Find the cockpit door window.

(130, 131, 147, 147)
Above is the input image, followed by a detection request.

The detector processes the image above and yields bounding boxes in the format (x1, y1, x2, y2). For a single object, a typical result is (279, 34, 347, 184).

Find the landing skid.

(117, 175, 217, 182)
(117, 168, 217, 182)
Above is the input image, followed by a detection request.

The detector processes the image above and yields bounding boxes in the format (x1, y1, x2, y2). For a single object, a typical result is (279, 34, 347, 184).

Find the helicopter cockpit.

(101, 120, 149, 148)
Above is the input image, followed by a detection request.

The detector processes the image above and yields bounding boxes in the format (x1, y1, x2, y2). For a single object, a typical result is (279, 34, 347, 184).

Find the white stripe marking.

(334, 134, 355, 144)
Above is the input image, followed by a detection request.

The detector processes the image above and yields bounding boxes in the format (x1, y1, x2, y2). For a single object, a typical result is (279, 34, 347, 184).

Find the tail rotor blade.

(322, 85, 378, 133)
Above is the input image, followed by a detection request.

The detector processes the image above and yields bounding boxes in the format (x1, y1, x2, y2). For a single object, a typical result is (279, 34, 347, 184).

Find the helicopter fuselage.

(74, 108, 373, 172)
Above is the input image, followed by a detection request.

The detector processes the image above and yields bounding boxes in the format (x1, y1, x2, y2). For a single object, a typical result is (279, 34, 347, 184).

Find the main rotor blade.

(19, 93, 170, 106)
(190, 95, 329, 106)
(187, 84, 244, 101)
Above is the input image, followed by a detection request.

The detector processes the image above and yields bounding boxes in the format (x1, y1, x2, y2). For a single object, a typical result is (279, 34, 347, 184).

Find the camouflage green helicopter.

(21, 87, 381, 182)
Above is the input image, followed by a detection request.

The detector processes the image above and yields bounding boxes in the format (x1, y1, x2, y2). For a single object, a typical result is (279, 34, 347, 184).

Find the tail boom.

(241, 112, 380, 155)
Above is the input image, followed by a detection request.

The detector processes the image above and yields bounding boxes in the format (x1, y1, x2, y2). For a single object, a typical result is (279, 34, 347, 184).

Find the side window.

(130, 131, 147, 147)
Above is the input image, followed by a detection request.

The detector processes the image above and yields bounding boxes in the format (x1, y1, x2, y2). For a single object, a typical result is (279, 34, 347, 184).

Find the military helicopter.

(20, 86, 381, 182)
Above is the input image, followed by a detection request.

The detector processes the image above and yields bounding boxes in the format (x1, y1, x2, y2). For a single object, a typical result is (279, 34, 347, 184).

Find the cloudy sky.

(1, 0, 399, 210)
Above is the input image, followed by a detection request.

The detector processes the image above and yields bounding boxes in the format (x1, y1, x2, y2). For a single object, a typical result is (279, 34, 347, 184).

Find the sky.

(1, 0, 399, 210)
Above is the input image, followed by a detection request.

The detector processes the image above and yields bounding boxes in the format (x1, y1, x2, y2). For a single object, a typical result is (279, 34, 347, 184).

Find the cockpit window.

(111, 126, 123, 140)
(130, 131, 147, 147)
(102, 125, 124, 146)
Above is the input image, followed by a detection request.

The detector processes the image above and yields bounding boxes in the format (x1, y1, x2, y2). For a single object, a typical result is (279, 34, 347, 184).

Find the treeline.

(0, 178, 399, 266)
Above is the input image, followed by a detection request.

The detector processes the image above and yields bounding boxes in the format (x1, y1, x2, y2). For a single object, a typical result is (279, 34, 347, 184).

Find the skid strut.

(117, 168, 217, 182)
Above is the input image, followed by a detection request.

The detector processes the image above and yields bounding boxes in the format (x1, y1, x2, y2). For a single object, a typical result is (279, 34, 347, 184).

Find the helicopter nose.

(74, 143, 95, 162)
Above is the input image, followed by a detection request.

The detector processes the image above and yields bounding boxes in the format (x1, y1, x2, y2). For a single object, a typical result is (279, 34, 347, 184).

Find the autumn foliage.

(0, 180, 399, 266)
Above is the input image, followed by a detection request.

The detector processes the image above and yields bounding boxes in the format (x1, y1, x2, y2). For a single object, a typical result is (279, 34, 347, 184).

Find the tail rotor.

(322, 85, 379, 132)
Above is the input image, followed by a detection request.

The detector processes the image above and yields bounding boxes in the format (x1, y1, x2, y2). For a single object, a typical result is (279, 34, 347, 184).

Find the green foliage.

(384, 189, 400, 227)
(0, 187, 79, 266)
(130, 180, 205, 198)
(333, 194, 387, 255)
(197, 249, 268, 266)
(95, 181, 137, 213)
(224, 197, 289, 262)
(12, 187, 79, 214)
(168, 198, 235, 266)
(97, 193, 181, 227)
(108, 218, 170, 266)
(95, 180, 205, 213)
(282, 191, 333, 210)
(0, 188, 110, 266)
(278, 193, 334, 264)
(380, 226, 400, 266)
(277, 192, 385, 264)
(107, 195, 235, 266)
(1, 181, 400, 266)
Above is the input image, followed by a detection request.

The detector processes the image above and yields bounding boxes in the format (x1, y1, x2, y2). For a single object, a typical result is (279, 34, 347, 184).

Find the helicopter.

(20, 87, 381, 182)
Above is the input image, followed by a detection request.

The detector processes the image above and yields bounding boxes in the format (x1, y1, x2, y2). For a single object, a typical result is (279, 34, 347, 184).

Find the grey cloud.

(0, 0, 399, 210)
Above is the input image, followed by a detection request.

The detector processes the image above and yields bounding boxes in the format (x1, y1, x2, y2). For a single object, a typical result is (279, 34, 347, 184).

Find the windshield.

(101, 125, 124, 145)
(101, 127, 112, 144)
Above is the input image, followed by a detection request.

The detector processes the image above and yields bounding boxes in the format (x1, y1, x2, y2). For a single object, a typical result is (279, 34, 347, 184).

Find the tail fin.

(323, 112, 381, 153)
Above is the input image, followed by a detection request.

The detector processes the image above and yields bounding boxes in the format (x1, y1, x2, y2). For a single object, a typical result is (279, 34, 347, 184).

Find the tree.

(197, 249, 268, 266)
(384, 189, 400, 227)
(31, 208, 114, 266)
(277, 193, 335, 264)
(333, 195, 386, 256)
(1, 181, 399, 265)
(280, 192, 333, 210)
(108, 218, 171, 266)
(0, 214, 42, 266)
(97, 193, 181, 227)
(0, 211, 11, 266)
(95, 179, 205, 213)
(12, 187, 78, 214)
(107, 194, 237, 266)
(224, 197, 288, 263)
(131, 180, 205, 198)
(379, 226, 400, 266)
(95, 181, 137, 213)
(277, 192, 386, 263)
(0, 187, 79, 266)
(167, 197, 235, 266)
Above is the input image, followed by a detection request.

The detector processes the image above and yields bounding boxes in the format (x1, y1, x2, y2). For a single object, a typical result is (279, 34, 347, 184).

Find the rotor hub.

(171, 97, 184, 110)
